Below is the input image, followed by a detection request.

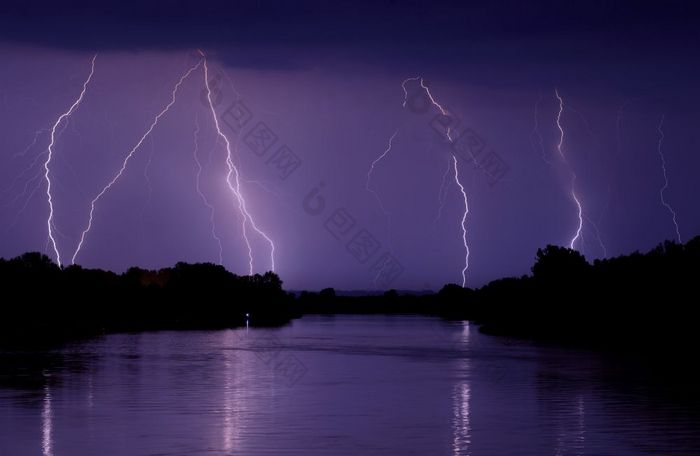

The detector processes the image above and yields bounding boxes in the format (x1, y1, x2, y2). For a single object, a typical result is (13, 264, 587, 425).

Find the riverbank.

(1, 236, 698, 353)
(0, 255, 297, 348)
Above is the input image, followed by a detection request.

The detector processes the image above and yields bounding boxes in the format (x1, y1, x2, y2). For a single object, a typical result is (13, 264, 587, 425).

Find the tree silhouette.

(531, 245, 589, 281)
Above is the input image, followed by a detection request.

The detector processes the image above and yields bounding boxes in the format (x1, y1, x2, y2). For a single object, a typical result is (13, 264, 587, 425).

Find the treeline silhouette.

(442, 236, 700, 352)
(298, 236, 700, 354)
(0, 255, 294, 347)
(1, 236, 699, 352)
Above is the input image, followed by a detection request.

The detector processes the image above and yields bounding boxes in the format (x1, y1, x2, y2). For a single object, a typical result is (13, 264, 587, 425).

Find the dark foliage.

(0, 255, 294, 347)
(295, 237, 700, 355)
(1, 236, 699, 354)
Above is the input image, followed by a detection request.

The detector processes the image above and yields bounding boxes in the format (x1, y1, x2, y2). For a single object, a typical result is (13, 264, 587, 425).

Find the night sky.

(1, 1, 698, 290)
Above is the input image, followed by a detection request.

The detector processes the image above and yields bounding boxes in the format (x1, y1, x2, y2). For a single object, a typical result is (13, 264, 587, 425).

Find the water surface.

(1, 315, 698, 455)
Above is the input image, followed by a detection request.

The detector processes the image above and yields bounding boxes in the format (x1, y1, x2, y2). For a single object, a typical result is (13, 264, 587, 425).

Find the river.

(1, 315, 698, 455)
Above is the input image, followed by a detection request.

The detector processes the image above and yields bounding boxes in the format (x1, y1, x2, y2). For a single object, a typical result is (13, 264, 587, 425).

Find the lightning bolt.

(401, 76, 421, 108)
(3, 130, 82, 236)
(3, 169, 46, 234)
(584, 214, 607, 258)
(452, 156, 469, 287)
(433, 156, 452, 227)
(595, 101, 630, 248)
(136, 135, 155, 250)
(366, 129, 398, 242)
(2, 149, 47, 208)
(656, 114, 682, 243)
(555, 89, 584, 250)
(402, 76, 455, 142)
(200, 50, 275, 273)
(44, 54, 97, 267)
(403, 76, 471, 284)
(192, 113, 224, 265)
(71, 59, 202, 265)
(555, 89, 566, 161)
(366, 130, 398, 213)
(2, 131, 59, 230)
(590, 100, 625, 258)
(420, 79, 454, 142)
(14, 129, 48, 159)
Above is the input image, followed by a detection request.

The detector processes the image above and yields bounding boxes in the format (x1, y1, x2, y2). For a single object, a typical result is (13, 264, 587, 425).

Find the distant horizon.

(3, 233, 695, 292)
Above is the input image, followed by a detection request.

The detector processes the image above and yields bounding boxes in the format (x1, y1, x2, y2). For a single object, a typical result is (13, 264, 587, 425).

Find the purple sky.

(1, 1, 699, 290)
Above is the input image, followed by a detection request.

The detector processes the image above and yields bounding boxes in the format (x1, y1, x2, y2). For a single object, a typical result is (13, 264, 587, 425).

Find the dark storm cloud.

(0, 0, 697, 71)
